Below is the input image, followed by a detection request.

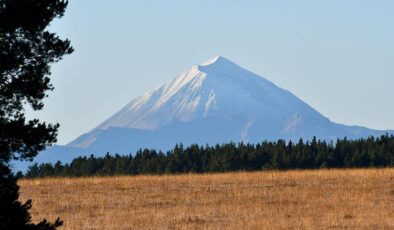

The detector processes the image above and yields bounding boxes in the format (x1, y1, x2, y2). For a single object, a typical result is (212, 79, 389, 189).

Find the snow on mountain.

(18, 56, 391, 171)
(70, 56, 320, 146)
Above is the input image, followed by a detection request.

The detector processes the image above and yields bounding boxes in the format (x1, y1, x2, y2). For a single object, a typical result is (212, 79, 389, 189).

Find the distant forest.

(25, 135, 394, 178)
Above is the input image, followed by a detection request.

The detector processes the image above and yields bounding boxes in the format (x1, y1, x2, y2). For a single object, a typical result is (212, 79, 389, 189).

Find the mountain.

(14, 56, 392, 171)
(70, 56, 387, 146)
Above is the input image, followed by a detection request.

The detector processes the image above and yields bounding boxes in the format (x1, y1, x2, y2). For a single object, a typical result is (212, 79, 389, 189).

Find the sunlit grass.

(19, 168, 394, 229)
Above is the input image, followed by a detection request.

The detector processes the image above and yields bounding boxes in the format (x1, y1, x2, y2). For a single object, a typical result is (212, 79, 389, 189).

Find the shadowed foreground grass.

(19, 169, 394, 229)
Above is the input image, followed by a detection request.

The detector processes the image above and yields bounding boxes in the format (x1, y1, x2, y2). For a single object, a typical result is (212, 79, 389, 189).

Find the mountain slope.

(70, 56, 338, 148)
(93, 56, 322, 131)
(15, 56, 391, 171)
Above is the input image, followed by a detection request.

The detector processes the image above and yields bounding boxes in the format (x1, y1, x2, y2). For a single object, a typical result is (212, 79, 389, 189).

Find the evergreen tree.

(0, 0, 73, 229)
(25, 135, 394, 178)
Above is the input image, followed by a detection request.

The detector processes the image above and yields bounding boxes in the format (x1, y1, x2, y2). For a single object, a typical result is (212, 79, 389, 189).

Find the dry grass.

(19, 169, 394, 230)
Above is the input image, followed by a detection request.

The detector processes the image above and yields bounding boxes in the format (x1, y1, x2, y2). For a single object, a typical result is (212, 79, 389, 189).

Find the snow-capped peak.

(198, 56, 242, 73)
(91, 56, 323, 132)
(66, 56, 392, 151)
(200, 55, 227, 66)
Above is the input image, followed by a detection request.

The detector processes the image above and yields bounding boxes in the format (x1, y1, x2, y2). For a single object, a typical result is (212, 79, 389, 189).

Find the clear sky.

(26, 0, 394, 145)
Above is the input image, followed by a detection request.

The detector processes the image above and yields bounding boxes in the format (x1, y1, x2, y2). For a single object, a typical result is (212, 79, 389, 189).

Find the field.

(19, 169, 394, 229)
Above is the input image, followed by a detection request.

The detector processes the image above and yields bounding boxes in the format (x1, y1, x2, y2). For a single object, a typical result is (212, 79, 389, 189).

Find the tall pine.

(0, 0, 73, 229)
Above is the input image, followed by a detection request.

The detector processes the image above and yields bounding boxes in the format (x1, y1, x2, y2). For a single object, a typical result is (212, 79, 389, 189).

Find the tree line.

(25, 135, 394, 178)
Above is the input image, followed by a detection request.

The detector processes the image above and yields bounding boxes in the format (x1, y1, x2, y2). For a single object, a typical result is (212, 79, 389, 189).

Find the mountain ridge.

(68, 56, 391, 150)
(85, 56, 322, 133)
(15, 56, 392, 171)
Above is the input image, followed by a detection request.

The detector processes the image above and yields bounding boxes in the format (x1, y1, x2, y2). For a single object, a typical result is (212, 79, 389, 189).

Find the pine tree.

(0, 0, 73, 229)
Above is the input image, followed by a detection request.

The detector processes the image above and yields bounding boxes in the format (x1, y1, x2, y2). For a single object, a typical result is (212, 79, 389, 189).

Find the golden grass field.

(19, 169, 394, 230)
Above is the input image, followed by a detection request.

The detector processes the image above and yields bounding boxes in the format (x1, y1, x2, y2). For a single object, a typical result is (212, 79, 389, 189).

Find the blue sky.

(26, 0, 394, 145)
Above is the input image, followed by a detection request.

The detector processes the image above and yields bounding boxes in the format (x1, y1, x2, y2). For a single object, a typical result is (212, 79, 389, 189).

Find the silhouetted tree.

(0, 0, 73, 229)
